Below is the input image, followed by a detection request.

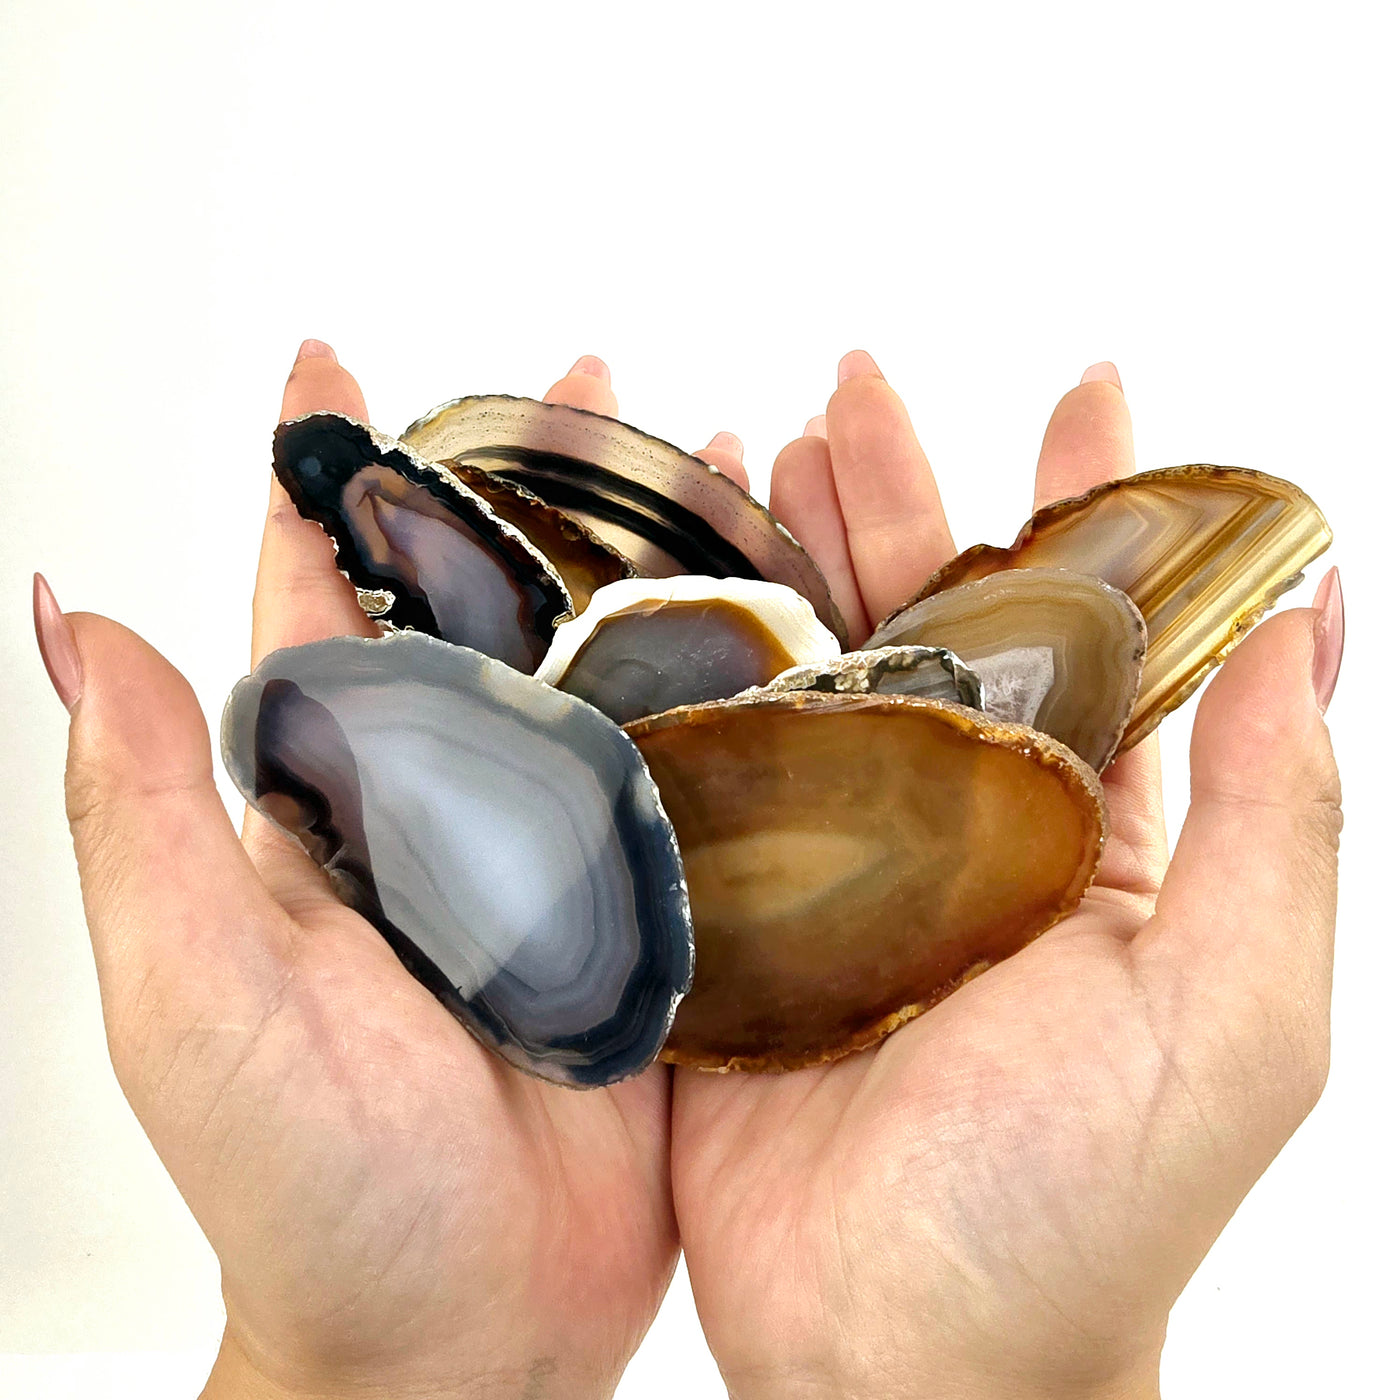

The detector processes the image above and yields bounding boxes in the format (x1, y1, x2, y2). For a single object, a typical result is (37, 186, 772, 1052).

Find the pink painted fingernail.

(296, 339, 337, 364)
(706, 431, 744, 458)
(804, 415, 827, 439)
(569, 355, 611, 383)
(838, 349, 883, 384)
(33, 573, 83, 712)
(1311, 566, 1344, 715)
(1080, 361, 1121, 389)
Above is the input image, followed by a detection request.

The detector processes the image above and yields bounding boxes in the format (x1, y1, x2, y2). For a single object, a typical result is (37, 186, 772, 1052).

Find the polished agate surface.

(222, 633, 693, 1087)
(535, 577, 840, 725)
(275, 414, 570, 672)
(400, 395, 848, 643)
(868, 569, 1146, 770)
(907, 466, 1330, 749)
(628, 694, 1104, 1071)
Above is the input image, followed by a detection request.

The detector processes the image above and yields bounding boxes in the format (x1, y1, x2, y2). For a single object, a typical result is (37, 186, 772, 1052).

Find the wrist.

(200, 1329, 618, 1400)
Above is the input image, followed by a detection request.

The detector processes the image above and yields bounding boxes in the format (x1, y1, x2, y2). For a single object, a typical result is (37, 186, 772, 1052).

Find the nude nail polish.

(296, 339, 337, 364)
(33, 573, 83, 711)
(1311, 565, 1344, 715)
(1080, 361, 1122, 389)
(707, 432, 744, 458)
(569, 355, 611, 383)
(804, 415, 827, 439)
(838, 350, 883, 384)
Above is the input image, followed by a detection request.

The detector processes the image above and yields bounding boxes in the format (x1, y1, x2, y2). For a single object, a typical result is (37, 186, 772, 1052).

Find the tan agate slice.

(626, 693, 1105, 1072)
(900, 466, 1331, 751)
(867, 569, 1146, 771)
(442, 458, 632, 613)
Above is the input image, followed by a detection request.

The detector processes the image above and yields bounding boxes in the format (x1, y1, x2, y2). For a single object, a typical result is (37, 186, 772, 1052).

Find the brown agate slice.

(626, 693, 1104, 1071)
(867, 570, 1145, 770)
(401, 395, 848, 644)
(443, 459, 632, 613)
(900, 466, 1331, 751)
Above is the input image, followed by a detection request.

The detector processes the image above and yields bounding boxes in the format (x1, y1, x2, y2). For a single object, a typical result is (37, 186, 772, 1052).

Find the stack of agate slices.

(220, 394, 1333, 1087)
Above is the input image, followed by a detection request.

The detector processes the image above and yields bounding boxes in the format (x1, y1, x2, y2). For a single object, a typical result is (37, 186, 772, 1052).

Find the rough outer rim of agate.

(275, 411, 574, 640)
(887, 464, 1331, 750)
(221, 630, 695, 1089)
(400, 394, 849, 645)
(625, 690, 1107, 1073)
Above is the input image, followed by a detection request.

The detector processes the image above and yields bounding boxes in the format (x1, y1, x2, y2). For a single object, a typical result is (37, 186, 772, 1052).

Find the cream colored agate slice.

(900, 466, 1330, 751)
(868, 569, 1145, 770)
(535, 576, 841, 725)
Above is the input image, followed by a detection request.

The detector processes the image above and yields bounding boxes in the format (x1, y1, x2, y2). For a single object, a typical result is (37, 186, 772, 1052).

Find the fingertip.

(1080, 360, 1122, 390)
(281, 346, 369, 422)
(295, 338, 338, 365)
(804, 414, 827, 440)
(838, 349, 883, 384)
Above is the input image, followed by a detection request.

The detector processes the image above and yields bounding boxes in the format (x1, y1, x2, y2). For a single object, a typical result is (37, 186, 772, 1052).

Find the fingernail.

(296, 339, 337, 364)
(1080, 361, 1122, 389)
(838, 349, 883, 384)
(706, 431, 744, 459)
(33, 573, 83, 712)
(804, 415, 828, 439)
(569, 355, 611, 384)
(1311, 565, 1344, 715)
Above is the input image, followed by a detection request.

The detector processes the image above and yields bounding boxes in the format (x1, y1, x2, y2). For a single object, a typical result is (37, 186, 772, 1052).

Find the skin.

(44, 350, 1340, 1400)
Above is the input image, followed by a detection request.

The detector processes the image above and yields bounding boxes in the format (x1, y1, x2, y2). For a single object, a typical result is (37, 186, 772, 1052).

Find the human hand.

(33, 346, 743, 1400)
(672, 354, 1344, 1400)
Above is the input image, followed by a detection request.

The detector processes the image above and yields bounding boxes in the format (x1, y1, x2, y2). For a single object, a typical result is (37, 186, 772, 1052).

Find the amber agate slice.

(535, 577, 840, 725)
(627, 694, 1104, 1071)
(444, 458, 632, 613)
(867, 570, 1145, 770)
(401, 395, 847, 643)
(222, 633, 693, 1087)
(274, 414, 570, 672)
(902, 467, 1331, 750)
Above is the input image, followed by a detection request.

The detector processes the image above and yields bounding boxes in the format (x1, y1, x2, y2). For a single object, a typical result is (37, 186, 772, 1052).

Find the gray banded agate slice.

(761, 646, 983, 707)
(221, 633, 694, 1087)
(869, 569, 1146, 771)
(273, 414, 571, 673)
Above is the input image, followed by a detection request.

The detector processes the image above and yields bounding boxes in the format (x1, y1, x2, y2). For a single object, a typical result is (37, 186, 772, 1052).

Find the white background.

(1, 1, 1395, 1395)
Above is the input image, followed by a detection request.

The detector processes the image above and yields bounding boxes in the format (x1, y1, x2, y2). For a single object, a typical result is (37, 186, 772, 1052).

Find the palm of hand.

(671, 360, 1338, 1398)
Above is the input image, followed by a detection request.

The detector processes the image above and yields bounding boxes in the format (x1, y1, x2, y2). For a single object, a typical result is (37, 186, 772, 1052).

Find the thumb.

(36, 576, 294, 1097)
(1133, 569, 1343, 1115)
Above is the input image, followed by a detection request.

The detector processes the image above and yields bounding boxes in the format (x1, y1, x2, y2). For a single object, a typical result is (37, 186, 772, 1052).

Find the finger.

(1133, 578, 1343, 1108)
(824, 350, 956, 627)
(1033, 361, 1135, 509)
(1033, 361, 1166, 897)
(770, 432, 869, 640)
(38, 593, 294, 1100)
(543, 354, 619, 417)
(694, 431, 749, 492)
(251, 342, 379, 667)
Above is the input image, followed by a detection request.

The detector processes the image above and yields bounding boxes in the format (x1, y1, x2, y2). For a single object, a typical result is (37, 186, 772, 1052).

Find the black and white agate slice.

(273, 414, 571, 673)
(221, 632, 694, 1087)
(400, 395, 849, 644)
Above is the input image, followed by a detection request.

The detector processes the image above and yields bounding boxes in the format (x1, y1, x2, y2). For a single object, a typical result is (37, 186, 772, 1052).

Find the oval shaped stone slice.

(897, 466, 1330, 751)
(221, 633, 694, 1087)
(401, 395, 848, 644)
(274, 413, 571, 672)
(626, 693, 1104, 1072)
(535, 577, 841, 725)
(868, 569, 1145, 770)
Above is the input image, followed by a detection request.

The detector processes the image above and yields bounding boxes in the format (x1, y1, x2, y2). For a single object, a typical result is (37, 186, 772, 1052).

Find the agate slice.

(761, 645, 983, 708)
(626, 693, 1104, 1071)
(903, 467, 1331, 750)
(867, 570, 1145, 770)
(444, 458, 632, 613)
(401, 395, 848, 643)
(274, 414, 571, 672)
(222, 633, 693, 1087)
(534, 576, 841, 725)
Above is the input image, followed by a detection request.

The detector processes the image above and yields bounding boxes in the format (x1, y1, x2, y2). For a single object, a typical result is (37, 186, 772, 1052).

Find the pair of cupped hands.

(36, 345, 1343, 1400)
